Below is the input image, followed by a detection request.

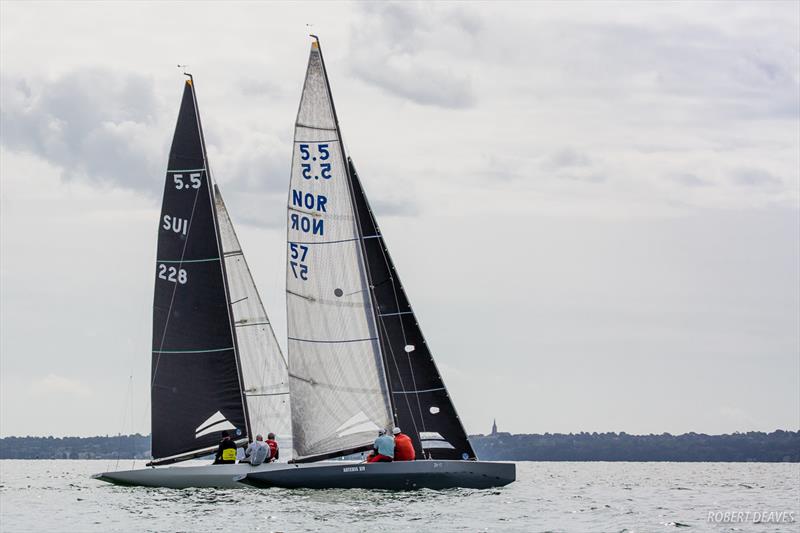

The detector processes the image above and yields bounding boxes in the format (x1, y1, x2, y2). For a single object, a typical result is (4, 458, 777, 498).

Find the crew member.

(242, 434, 269, 465)
(392, 427, 415, 461)
(213, 430, 237, 465)
(366, 429, 394, 463)
(265, 432, 279, 462)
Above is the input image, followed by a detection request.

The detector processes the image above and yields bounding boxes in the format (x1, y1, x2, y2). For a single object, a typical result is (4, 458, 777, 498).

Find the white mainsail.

(286, 41, 393, 461)
(214, 186, 291, 442)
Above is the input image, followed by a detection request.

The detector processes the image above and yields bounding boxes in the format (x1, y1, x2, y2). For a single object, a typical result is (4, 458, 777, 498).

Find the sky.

(1, 1, 798, 438)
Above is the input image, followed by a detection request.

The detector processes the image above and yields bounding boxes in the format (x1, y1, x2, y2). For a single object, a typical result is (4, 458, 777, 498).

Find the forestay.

(151, 79, 248, 462)
(214, 185, 291, 441)
(286, 42, 393, 462)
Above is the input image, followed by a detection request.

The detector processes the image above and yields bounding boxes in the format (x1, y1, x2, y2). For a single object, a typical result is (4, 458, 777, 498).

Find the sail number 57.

(289, 243, 309, 281)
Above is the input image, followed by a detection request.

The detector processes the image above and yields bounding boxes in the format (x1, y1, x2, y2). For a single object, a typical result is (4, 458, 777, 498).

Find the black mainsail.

(348, 159, 476, 460)
(151, 78, 289, 465)
(286, 38, 474, 463)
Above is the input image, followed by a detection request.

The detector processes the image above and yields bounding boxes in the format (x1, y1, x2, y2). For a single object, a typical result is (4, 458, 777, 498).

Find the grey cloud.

(217, 141, 289, 195)
(238, 77, 284, 98)
(369, 196, 420, 218)
(474, 9, 798, 131)
(544, 147, 592, 169)
(669, 173, 712, 187)
(730, 168, 783, 188)
(350, 61, 475, 109)
(222, 191, 286, 229)
(1, 68, 165, 193)
(347, 3, 479, 109)
(558, 173, 607, 184)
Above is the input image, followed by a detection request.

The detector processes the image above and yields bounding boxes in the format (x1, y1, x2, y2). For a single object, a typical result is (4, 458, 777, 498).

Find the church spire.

(491, 419, 498, 436)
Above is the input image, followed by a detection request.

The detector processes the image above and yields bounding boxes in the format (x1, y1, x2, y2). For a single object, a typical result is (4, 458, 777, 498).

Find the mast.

(187, 75, 252, 443)
(311, 36, 398, 422)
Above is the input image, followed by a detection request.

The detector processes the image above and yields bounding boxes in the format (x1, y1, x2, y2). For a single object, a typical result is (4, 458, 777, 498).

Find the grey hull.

(92, 463, 293, 489)
(239, 460, 515, 490)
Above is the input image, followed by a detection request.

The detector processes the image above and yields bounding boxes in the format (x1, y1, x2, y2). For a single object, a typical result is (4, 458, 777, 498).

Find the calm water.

(0, 460, 798, 532)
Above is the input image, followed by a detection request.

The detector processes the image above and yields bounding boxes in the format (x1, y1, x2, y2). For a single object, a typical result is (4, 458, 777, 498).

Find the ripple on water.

(1, 461, 798, 532)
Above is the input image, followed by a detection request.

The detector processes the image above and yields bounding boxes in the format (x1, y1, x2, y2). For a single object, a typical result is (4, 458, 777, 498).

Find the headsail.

(150, 79, 248, 463)
(214, 185, 291, 442)
(348, 159, 476, 460)
(286, 41, 393, 462)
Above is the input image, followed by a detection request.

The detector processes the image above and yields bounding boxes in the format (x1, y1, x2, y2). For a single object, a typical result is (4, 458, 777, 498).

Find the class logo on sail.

(195, 410, 236, 439)
(335, 411, 380, 438)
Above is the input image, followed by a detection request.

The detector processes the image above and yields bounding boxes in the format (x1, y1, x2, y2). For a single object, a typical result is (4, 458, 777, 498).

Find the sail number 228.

(158, 264, 188, 284)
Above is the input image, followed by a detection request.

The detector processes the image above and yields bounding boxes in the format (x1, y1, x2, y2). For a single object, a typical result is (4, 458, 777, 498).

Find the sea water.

(0, 460, 797, 532)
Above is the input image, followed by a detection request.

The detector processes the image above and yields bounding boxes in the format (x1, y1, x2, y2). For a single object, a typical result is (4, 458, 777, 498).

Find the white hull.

(92, 462, 293, 489)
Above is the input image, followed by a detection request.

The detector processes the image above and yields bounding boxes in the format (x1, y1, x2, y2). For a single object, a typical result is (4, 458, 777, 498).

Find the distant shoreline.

(2, 431, 797, 462)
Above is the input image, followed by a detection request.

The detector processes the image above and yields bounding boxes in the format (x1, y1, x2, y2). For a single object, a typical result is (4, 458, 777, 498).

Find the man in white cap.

(392, 427, 415, 461)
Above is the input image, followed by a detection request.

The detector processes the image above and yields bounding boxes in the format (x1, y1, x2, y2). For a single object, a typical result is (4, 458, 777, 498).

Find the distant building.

(491, 419, 498, 436)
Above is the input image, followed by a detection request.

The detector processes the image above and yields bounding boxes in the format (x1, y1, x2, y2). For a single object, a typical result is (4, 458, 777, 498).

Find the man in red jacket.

(392, 427, 415, 461)
(265, 432, 279, 462)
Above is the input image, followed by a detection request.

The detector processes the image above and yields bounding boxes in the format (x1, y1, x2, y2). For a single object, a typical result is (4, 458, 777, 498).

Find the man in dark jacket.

(213, 430, 237, 464)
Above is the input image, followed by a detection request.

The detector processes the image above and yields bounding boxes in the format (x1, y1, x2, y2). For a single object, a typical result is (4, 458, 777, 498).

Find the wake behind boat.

(93, 75, 291, 489)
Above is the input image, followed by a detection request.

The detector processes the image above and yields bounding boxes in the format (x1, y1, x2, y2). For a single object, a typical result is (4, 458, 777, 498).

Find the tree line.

(0, 431, 797, 461)
(471, 430, 799, 462)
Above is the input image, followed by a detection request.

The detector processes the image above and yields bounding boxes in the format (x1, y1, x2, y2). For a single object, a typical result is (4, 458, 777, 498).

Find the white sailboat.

(93, 76, 291, 489)
(239, 37, 515, 490)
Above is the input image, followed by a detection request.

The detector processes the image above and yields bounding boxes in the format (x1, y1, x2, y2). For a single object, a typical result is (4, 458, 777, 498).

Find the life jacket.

(216, 439, 237, 463)
(266, 439, 279, 461)
(393, 433, 416, 461)
(221, 447, 237, 462)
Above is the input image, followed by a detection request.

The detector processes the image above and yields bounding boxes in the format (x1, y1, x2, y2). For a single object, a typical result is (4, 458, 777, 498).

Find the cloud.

(31, 374, 92, 398)
(369, 196, 420, 218)
(669, 173, 712, 188)
(730, 167, 783, 188)
(544, 148, 592, 170)
(347, 3, 479, 109)
(1, 68, 166, 193)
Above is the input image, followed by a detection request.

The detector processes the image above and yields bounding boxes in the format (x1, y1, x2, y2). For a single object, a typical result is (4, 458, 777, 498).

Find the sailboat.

(92, 76, 292, 489)
(238, 38, 515, 490)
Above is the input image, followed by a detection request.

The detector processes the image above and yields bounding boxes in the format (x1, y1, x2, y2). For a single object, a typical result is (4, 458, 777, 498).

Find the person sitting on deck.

(242, 434, 269, 465)
(366, 429, 394, 463)
(392, 427, 415, 461)
(213, 430, 237, 465)
(265, 432, 279, 462)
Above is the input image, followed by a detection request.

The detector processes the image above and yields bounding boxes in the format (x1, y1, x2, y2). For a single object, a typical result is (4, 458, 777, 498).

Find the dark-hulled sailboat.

(93, 76, 292, 488)
(239, 38, 515, 490)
